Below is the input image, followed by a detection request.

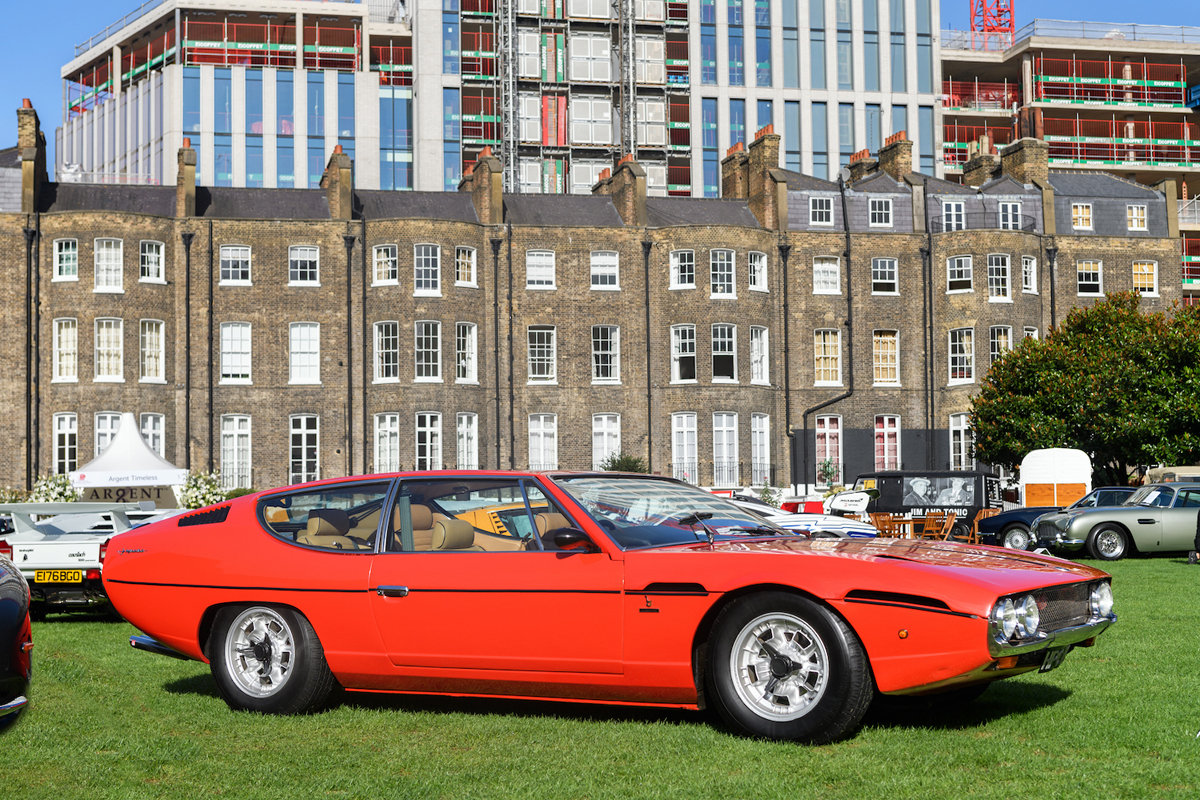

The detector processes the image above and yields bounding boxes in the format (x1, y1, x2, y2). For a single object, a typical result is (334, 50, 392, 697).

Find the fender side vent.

(640, 582, 708, 594)
(845, 589, 951, 610)
(178, 505, 231, 527)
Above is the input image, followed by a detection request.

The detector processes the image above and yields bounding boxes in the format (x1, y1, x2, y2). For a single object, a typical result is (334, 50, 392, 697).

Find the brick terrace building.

(1, 104, 1181, 494)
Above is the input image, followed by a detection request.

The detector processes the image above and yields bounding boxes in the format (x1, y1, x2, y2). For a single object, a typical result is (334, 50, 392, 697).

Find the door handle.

(375, 585, 409, 597)
(1137, 519, 1156, 524)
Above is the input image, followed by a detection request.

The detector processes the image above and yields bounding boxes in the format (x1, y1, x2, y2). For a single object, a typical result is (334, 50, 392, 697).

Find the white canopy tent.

(68, 412, 188, 489)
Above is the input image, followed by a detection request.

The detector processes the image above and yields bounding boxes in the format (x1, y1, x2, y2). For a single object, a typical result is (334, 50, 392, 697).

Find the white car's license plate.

(1039, 646, 1069, 673)
(34, 569, 83, 583)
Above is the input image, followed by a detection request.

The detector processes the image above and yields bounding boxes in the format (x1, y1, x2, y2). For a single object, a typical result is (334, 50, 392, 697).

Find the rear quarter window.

(258, 481, 392, 551)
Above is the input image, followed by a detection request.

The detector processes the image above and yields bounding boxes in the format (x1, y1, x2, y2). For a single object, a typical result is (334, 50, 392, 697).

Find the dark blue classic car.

(977, 487, 1136, 549)
(0, 552, 32, 731)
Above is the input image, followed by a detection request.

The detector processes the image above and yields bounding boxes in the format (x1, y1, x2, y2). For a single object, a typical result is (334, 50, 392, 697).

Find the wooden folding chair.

(966, 508, 1001, 545)
(936, 511, 958, 541)
(913, 511, 946, 540)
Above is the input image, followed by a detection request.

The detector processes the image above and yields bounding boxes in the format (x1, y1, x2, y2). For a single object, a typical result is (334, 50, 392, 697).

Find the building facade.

(7, 103, 1180, 494)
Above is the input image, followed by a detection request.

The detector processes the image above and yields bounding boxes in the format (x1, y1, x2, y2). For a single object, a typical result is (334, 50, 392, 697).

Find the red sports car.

(105, 472, 1117, 744)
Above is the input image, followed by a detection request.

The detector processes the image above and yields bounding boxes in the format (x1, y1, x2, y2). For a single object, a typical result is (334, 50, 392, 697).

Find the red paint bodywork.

(104, 472, 1112, 707)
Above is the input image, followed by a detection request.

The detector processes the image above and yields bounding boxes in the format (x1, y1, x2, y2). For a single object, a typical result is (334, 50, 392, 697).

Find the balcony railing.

(941, 19, 1200, 54)
(942, 80, 1019, 112)
(930, 214, 1037, 234)
(673, 460, 698, 485)
(713, 459, 739, 487)
(1181, 199, 1200, 227)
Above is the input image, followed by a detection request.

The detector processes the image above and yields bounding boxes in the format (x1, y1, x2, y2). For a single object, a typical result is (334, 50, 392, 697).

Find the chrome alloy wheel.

(224, 607, 297, 698)
(729, 612, 830, 721)
(1094, 528, 1126, 558)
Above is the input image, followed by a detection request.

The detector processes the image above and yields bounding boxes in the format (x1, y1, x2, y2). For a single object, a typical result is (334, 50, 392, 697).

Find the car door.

(1161, 488, 1200, 551)
(367, 476, 624, 674)
(1127, 486, 1174, 550)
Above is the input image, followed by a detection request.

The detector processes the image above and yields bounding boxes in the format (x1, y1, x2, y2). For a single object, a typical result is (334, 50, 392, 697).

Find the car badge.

(22, 553, 28, 561)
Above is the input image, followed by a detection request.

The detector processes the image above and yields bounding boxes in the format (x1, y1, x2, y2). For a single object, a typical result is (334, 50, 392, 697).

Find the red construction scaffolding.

(1043, 117, 1200, 164)
(119, 29, 177, 89)
(370, 44, 413, 86)
(183, 21, 299, 68)
(1033, 57, 1186, 106)
(941, 123, 1014, 166)
(461, 30, 497, 79)
(942, 80, 1018, 111)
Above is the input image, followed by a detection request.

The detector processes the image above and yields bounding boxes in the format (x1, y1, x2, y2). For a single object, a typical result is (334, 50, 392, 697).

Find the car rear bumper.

(28, 578, 109, 609)
(0, 695, 28, 720)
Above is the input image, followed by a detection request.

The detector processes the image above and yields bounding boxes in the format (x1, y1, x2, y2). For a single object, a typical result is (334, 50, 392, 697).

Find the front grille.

(1037, 521, 1060, 541)
(1034, 582, 1091, 632)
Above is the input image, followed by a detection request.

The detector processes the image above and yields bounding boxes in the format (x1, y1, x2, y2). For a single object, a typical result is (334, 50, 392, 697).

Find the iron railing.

(930, 213, 1036, 234)
(672, 460, 698, 485)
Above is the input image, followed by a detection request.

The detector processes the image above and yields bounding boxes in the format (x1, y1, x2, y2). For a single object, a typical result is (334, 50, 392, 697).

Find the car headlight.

(991, 598, 1017, 641)
(1090, 581, 1114, 618)
(1016, 594, 1040, 637)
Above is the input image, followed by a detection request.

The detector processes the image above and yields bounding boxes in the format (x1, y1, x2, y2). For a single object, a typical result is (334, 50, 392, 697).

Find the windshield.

(1127, 485, 1176, 508)
(555, 475, 789, 549)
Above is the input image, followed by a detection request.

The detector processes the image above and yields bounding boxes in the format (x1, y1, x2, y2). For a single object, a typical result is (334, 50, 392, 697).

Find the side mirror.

(553, 528, 599, 552)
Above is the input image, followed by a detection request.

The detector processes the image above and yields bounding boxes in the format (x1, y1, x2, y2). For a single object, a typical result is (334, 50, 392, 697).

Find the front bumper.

(1034, 522, 1085, 551)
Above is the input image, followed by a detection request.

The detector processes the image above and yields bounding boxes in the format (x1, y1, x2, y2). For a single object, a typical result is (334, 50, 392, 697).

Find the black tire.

(1000, 524, 1032, 550)
(209, 605, 338, 714)
(949, 522, 971, 542)
(705, 592, 873, 743)
(1086, 524, 1129, 561)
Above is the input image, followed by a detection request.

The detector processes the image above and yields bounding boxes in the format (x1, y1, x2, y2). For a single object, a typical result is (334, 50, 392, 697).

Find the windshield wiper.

(726, 526, 786, 536)
(679, 512, 715, 546)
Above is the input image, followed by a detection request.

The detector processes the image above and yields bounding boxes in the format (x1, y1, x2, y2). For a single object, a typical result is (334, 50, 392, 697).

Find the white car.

(0, 502, 182, 618)
(729, 498, 879, 539)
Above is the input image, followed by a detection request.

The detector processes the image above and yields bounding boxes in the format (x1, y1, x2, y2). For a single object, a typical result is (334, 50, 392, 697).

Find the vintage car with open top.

(104, 471, 1117, 744)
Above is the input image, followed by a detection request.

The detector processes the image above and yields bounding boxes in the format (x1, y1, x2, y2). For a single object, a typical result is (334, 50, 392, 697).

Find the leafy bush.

(29, 473, 80, 503)
(179, 471, 225, 509)
(0, 486, 29, 503)
(758, 481, 781, 508)
(599, 452, 649, 473)
(224, 487, 257, 500)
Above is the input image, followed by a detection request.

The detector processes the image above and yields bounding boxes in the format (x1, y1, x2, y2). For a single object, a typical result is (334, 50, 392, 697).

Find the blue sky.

(0, 1, 1194, 162)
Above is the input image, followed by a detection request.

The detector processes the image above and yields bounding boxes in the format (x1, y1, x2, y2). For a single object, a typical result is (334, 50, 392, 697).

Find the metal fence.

(930, 214, 1036, 234)
(941, 18, 1200, 54)
(1180, 198, 1200, 228)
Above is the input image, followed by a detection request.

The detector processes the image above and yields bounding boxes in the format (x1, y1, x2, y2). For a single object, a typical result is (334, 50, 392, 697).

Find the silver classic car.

(1032, 482, 1200, 560)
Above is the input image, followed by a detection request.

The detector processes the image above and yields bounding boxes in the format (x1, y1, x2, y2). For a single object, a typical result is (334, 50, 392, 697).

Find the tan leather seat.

(535, 512, 572, 549)
(298, 508, 359, 550)
(431, 519, 482, 551)
(392, 503, 439, 551)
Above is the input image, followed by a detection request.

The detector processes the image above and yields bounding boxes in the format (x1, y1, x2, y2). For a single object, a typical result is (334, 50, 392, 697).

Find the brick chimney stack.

(1000, 137, 1050, 186)
(458, 145, 503, 225)
(176, 137, 197, 217)
(17, 99, 47, 214)
(846, 148, 877, 184)
(320, 144, 354, 220)
(876, 131, 913, 182)
(747, 125, 787, 230)
(592, 154, 647, 226)
(721, 141, 749, 199)
(962, 135, 1002, 187)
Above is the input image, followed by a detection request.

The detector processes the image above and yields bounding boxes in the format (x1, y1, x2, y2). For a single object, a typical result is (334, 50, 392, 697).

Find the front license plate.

(1039, 645, 1069, 673)
(34, 569, 82, 583)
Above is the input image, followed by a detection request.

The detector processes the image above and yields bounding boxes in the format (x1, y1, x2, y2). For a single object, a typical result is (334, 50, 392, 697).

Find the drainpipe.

(181, 231, 195, 470)
(642, 239, 653, 473)
(31, 215, 40, 480)
(360, 223, 369, 469)
(800, 176, 855, 493)
(506, 224, 515, 469)
(343, 233, 357, 476)
(490, 237, 503, 469)
(777, 243, 794, 492)
(920, 244, 933, 470)
(1045, 245, 1059, 331)
(23, 224, 35, 488)
(207, 219, 214, 471)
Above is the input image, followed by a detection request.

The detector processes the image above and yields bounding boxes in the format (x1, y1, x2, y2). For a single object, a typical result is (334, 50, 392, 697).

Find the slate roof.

(1046, 172, 1160, 199)
(503, 194, 622, 226)
(849, 172, 911, 193)
(919, 175, 976, 195)
(197, 187, 330, 219)
(979, 175, 1040, 195)
(357, 190, 479, 222)
(646, 197, 761, 228)
(37, 183, 176, 216)
(0, 146, 18, 169)
(777, 168, 839, 192)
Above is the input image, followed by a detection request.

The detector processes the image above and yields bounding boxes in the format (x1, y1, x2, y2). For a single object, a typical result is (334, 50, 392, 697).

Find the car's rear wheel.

(706, 592, 873, 743)
(1000, 524, 1032, 550)
(1086, 524, 1128, 561)
(210, 605, 338, 714)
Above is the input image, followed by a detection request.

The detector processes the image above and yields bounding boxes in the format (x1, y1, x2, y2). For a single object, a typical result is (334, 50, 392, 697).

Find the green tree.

(970, 293, 1200, 485)
(599, 452, 649, 473)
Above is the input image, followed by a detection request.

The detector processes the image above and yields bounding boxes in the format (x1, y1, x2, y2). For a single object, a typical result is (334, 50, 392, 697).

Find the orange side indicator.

(995, 656, 1019, 670)
(898, 629, 909, 639)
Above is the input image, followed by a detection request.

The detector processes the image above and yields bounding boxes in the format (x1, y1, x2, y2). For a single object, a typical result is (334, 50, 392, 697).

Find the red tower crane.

(971, 0, 1014, 50)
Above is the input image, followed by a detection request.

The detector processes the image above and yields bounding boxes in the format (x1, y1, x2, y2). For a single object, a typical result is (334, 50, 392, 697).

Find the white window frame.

(998, 202, 1021, 231)
(671, 412, 698, 484)
(456, 412, 479, 470)
(1023, 327, 1039, 340)
(1022, 256, 1038, 294)
(1127, 204, 1148, 232)
(414, 320, 442, 382)
(94, 238, 124, 293)
(1077, 260, 1104, 296)
(590, 251, 620, 290)
(526, 250, 556, 290)
(95, 411, 121, 456)
(592, 413, 621, 469)
(455, 322, 478, 384)
(374, 321, 400, 383)
(989, 325, 1012, 365)
(947, 255, 973, 293)
(591, 325, 620, 384)
(948, 328, 975, 385)
(950, 412, 974, 470)
(750, 326, 769, 385)
(139, 240, 165, 283)
(219, 245, 252, 285)
(711, 324, 738, 383)
(1133, 261, 1158, 296)
(288, 245, 320, 286)
(712, 412, 739, 487)
(373, 244, 398, 286)
(1072, 203, 1093, 231)
(289, 415, 320, 484)
(710, 249, 736, 298)
(814, 329, 842, 386)
(54, 239, 79, 282)
(670, 250, 695, 289)
(527, 325, 557, 384)
(414, 244, 442, 296)
(671, 324, 697, 383)
(871, 257, 898, 295)
(987, 253, 1011, 301)
(455, 246, 478, 287)
(810, 196, 834, 226)
(873, 330, 899, 386)
(813, 256, 840, 295)
(874, 415, 900, 471)
(869, 198, 893, 228)
(220, 415, 252, 490)
(942, 201, 965, 232)
(375, 413, 400, 473)
(53, 318, 78, 383)
(415, 412, 442, 471)
(288, 322, 321, 385)
(139, 319, 166, 384)
(140, 412, 165, 458)
(219, 322, 252, 385)
(748, 251, 768, 292)
(814, 415, 842, 486)
(54, 412, 78, 474)
(528, 413, 558, 470)
(750, 413, 770, 485)
(94, 317, 124, 383)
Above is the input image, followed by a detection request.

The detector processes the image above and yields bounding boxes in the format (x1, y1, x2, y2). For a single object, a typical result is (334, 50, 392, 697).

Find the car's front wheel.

(210, 605, 338, 714)
(706, 592, 873, 743)
(1000, 524, 1032, 550)
(1086, 524, 1129, 561)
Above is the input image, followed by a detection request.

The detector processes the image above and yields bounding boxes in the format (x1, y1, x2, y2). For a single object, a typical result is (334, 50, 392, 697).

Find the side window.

(385, 478, 579, 553)
(1176, 490, 1200, 508)
(1076, 494, 1097, 508)
(258, 482, 392, 551)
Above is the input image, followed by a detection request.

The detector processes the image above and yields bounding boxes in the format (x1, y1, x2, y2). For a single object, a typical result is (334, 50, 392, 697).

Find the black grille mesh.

(1034, 582, 1092, 631)
(178, 505, 231, 527)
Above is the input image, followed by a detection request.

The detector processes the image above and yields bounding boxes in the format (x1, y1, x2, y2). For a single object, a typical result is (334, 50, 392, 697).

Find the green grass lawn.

(3, 557, 1198, 800)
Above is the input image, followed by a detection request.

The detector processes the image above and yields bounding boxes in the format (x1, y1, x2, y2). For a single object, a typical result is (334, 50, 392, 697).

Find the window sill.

(988, 297, 1013, 304)
(873, 382, 901, 388)
(669, 284, 696, 291)
(139, 278, 168, 285)
(591, 379, 621, 386)
(712, 378, 739, 384)
(219, 379, 252, 386)
(815, 383, 843, 388)
(669, 379, 698, 385)
(526, 285, 557, 291)
(372, 280, 400, 288)
(590, 286, 621, 291)
(51, 377, 78, 384)
(455, 281, 479, 288)
(288, 281, 321, 288)
(750, 379, 771, 387)
(749, 286, 769, 293)
(288, 380, 322, 386)
(373, 378, 400, 385)
(93, 288, 125, 294)
(872, 290, 900, 296)
(809, 221, 835, 228)
(455, 379, 481, 386)
(1136, 291, 1159, 298)
(527, 380, 559, 386)
(413, 377, 444, 384)
(139, 378, 168, 385)
(709, 293, 737, 300)
(219, 281, 252, 288)
(1077, 292, 1105, 298)
(413, 290, 443, 298)
(93, 376, 125, 383)
(868, 223, 894, 229)
(52, 276, 79, 283)
(948, 379, 975, 387)
(946, 288, 974, 295)
(1021, 289, 1038, 295)
(813, 290, 841, 296)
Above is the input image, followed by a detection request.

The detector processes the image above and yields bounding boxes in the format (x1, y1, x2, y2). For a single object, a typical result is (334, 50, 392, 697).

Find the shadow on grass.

(862, 680, 1071, 732)
(163, 673, 222, 699)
